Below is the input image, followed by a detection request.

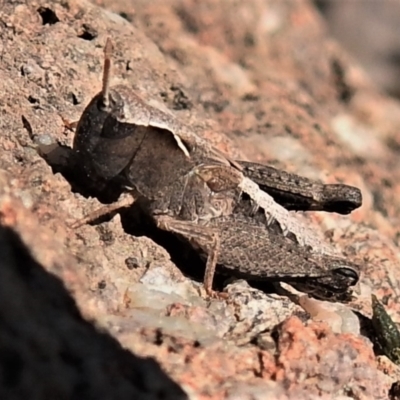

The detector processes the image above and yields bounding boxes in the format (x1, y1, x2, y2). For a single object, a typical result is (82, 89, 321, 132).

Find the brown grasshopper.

(72, 39, 362, 301)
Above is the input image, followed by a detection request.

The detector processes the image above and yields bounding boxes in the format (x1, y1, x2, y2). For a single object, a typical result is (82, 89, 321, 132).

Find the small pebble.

(34, 133, 54, 146)
(299, 295, 360, 335)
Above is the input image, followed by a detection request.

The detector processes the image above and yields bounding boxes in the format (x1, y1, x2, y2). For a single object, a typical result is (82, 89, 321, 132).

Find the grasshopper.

(72, 39, 362, 301)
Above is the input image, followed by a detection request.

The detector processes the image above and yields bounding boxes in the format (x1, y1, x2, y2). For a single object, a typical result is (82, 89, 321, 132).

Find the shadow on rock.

(0, 225, 187, 400)
(40, 141, 124, 204)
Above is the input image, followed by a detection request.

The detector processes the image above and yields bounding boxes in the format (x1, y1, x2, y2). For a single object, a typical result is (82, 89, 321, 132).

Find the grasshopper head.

(73, 39, 148, 184)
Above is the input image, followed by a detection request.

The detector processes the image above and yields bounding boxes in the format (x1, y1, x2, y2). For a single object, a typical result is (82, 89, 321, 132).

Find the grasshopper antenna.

(101, 38, 113, 109)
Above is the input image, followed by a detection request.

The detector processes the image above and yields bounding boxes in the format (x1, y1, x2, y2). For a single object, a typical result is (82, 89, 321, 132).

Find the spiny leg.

(154, 215, 220, 296)
(70, 192, 135, 229)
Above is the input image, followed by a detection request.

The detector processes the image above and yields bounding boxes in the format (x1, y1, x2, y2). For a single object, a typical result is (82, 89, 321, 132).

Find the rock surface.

(1, 0, 400, 398)
(317, 0, 400, 99)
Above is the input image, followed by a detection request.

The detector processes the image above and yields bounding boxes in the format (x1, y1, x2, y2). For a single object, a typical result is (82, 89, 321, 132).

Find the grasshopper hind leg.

(154, 215, 221, 296)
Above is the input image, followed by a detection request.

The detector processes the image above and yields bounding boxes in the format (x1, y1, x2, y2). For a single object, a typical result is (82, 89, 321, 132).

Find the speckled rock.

(2, 0, 400, 399)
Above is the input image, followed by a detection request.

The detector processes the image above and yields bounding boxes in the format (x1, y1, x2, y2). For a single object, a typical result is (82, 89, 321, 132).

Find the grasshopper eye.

(96, 93, 117, 113)
(333, 267, 359, 285)
(97, 97, 108, 112)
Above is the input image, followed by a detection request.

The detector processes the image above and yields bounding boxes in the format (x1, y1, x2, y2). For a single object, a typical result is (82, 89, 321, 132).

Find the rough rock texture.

(1, 0, 400, 399)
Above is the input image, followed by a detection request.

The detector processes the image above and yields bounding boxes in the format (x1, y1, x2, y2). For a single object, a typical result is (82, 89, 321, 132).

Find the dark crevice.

(21, 115, 34, 140)
(119, 12, 134, 23)
(27, 95, 39, 104)
(37, 7, 60, 25)
(78, 24, 98, 41)
(68, 92, 80, 106)
(331, 57, 354, 103)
